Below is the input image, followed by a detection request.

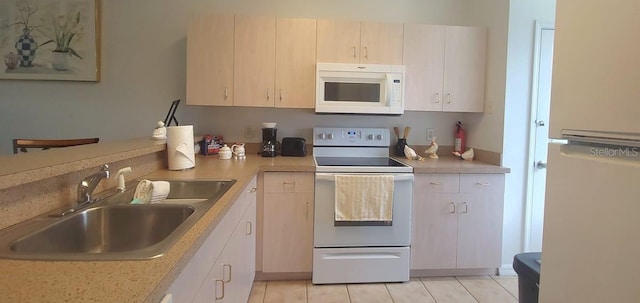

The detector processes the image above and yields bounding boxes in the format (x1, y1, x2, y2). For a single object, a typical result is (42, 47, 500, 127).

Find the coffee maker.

(261, 127, 278, 157)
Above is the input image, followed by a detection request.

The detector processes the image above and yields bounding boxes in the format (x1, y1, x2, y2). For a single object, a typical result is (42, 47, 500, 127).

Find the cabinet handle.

(364, 46, 368, 59)
(246, 221, 252, 235)
(447, 93, 452, 104)
(248, 187, 257, 193)
(435, 93, 440, 104)
(222, 264, 232, 283)
(215, 279, 225, 300)
(279, 88, 283, 101)
(476, 182, 490, 186)
(283, 181, 295, 190)
(462, 202, 469, 213)
(306, 201, 310, 221)
(429, 182, 441, 186)
(449, 202, 456, 214)
(224, 87, 228, 98)
(352, 46, 356, 58)
(267, 88, 270, 100)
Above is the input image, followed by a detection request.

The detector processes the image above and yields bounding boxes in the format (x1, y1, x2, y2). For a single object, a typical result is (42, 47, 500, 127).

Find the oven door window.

(324, 82, 381, 103)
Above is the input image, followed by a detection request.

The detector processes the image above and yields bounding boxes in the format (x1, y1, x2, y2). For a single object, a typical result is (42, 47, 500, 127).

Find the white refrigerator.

(539, 0, 640, 302)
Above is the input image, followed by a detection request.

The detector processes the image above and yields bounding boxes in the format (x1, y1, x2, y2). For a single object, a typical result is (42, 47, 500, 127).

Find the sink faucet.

(77, 164, 110, 204)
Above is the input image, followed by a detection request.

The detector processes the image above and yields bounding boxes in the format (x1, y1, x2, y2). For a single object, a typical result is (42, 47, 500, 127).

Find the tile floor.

(248, 276, 519, 303)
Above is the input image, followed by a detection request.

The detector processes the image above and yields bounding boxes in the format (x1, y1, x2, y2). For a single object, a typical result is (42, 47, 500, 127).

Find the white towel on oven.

(335, 174, 394, 221)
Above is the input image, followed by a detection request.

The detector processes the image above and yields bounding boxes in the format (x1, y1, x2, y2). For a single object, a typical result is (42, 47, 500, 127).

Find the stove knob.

(367, 134, 374, 140)
(318, 133, 326, 140)
(376, 134, 383, 140)
(327, 133, 334, 140)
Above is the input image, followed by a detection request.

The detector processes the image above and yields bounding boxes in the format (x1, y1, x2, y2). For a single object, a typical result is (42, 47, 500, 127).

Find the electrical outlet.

(244, 127, 255, 139)
(426, 128, 435, 141)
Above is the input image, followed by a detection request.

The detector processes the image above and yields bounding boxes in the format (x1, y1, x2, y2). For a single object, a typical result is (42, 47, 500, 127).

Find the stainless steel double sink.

(0, 179, 236, 261)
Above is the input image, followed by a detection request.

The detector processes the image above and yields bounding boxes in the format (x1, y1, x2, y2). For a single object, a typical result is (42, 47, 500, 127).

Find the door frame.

(524, 21, 555, 252)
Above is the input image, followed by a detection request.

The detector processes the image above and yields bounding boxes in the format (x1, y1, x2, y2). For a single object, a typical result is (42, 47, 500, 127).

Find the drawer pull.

(449, 202, 456, 214)
(246, 221, 252, 235)
(476, 182, 490, 186)
(215, 279, 225, 300)
(429, 182, 442, 186)
(222, 263, 232, 283)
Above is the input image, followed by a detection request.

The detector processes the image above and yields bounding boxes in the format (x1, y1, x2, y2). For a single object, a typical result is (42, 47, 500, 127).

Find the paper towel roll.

(166, 125, 196, 170)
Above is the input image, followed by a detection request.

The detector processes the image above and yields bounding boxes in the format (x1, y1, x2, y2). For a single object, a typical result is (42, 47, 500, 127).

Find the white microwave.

(315, 63, 405, 115)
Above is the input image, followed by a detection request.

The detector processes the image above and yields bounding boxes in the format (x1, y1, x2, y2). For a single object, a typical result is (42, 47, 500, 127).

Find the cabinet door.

(411, 174, 459, 269)
(443, 26, 487, 112)
(403, 24, 445, 111)
(316, 19, 360, 63)
(275, 18, 317, 108)
(456, 174, 505, 268)
(186, 15, 234, 106)
(360, 21, 404, 65)
(234, 15, 276, 107)
(263, 192, 314, 272)
(262, 172, 314, 273)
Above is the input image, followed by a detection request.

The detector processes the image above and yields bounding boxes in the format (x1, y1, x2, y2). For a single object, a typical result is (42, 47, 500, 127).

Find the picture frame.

(0, 0, 101, 82)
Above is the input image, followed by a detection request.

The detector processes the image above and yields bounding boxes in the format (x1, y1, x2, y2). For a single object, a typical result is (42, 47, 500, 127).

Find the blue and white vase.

(14, 29, 38, 67)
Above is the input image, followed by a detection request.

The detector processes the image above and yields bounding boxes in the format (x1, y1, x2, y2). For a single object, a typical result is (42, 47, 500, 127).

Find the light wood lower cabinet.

(262, 172, 314, 273)
(165, 177, 257, 303)
(411, 174, 504, 270)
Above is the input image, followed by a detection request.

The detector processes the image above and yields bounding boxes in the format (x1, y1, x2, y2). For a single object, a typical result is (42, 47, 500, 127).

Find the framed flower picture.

(0, 0, 100, 81)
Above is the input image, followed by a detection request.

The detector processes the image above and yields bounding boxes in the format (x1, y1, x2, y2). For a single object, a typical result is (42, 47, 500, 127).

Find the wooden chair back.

(13, 138, 100, 154)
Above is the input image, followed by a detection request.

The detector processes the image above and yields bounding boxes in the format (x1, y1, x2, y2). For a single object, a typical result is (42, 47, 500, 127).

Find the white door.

(527, 24, 554, 252)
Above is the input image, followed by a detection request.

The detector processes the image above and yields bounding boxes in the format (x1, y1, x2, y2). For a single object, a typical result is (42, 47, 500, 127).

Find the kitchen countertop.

(0, 152, 506, 302)
(394, 156, 510, 174)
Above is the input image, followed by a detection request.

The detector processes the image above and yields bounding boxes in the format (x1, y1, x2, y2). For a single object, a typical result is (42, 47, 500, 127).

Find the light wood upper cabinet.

(186, 15, 234, 106)
(403, 24, 445, 111)
(443, 26, 487, 112)
(360, 21, 404, 64)
(275, 18, 317, 108)
(316, 19, 361, 63)
(234, 15, 276, 107)
(403, 24, 486, 112)
(317, 19, 403, 64)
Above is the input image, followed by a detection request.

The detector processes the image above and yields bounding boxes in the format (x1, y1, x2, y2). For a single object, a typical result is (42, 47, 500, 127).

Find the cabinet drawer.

(414, 174, 459, 193)
(264, 172, 314, 193)
(459, 174, 504, 193)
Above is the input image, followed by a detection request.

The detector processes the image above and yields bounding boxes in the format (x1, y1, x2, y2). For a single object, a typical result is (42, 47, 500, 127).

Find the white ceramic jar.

(218, 144, 232, 160)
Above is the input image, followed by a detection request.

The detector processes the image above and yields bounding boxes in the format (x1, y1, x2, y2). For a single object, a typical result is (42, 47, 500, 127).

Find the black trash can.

(513, 252, 541, 303)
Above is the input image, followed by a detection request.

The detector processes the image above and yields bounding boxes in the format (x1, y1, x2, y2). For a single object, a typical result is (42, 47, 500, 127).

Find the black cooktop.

(315, 157, 407, 167)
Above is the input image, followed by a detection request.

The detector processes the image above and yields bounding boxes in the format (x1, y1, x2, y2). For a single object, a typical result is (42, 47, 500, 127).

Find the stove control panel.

(313, 128, 390, 147)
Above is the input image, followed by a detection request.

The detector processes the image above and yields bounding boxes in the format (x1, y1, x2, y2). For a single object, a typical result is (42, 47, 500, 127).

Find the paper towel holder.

(163, 99, 180, 126)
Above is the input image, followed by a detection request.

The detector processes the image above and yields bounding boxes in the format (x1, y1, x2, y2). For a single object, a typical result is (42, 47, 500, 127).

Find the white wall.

(499, 0, 556, 272)
(0, 0, 477, 154)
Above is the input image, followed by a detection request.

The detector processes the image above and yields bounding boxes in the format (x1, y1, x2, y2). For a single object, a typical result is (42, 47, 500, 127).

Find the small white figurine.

(404, 144, 424, 161)
(453, 148, 475, 160)
(424, 137, 439, 159)
(152, 121, 167, 140)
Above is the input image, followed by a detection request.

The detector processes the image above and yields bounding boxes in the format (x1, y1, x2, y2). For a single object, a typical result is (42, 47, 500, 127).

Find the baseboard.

(254, 271, 312, 281)
(498, 264, 517, 276)
(411, 268, 497, 277)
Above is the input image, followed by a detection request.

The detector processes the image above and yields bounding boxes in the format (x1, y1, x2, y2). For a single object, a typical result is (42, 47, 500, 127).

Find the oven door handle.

(315, 173, 414, 182)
